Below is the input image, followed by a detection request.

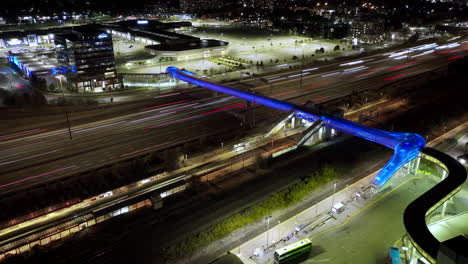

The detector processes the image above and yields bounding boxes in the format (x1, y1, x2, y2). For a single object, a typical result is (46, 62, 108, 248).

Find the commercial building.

(54, 26, 122, 93)
(0, 29, 55, 48)
(145, 39, 229, 61)
(7, 51, 62, 79)
(102, 19, 229, 61)
(350, 16, 385, 44)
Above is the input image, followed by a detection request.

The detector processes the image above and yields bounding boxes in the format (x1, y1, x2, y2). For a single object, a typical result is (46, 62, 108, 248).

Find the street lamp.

(331, 182, 337, 211)
(300, 43, 307, 89)
(55, 75, 72, 140)
(266, 215, 272, 249)
(55, 75, 65, 94)
(277, 220, 281, 241)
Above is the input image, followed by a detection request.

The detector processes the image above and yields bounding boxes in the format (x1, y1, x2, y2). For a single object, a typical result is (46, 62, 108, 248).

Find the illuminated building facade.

(350, 17, 385, 44)
(54, 26, 122, 93)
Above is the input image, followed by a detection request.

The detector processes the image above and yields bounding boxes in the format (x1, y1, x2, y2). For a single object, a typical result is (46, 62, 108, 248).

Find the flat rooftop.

(146, 39, 229, 52)
(9, 51, 59, 74)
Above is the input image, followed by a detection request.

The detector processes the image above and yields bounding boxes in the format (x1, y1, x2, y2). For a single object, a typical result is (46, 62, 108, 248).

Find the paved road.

(0, 38, 466, 194)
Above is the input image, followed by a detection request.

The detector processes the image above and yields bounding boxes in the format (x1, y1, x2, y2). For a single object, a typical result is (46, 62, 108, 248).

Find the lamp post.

(300, 43, 306, 89)
(266, 215, 272, 249)
(55, 75, 72, 140)
(277, 220, 281, 241)
(55, 75, 64, 94)
(331, 182, 337, 210)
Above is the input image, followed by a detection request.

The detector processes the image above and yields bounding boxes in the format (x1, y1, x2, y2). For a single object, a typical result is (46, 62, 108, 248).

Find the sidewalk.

(232, 169, 418, 264)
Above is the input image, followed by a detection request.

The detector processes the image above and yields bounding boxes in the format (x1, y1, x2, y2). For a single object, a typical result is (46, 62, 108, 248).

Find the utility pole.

(65, 111, 72, 140)
(266, 215, 272, 249)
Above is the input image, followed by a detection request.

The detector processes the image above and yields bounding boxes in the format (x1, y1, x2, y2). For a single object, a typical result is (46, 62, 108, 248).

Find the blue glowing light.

(166, 66, 427, 187)
(98, 33, 108, 39)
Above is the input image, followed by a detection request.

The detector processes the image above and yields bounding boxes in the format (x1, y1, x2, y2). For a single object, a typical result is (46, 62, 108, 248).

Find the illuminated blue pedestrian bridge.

(166, 66, 427, 187)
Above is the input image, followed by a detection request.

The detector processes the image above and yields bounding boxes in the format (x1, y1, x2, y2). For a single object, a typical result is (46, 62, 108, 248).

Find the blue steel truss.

(167, 66, 426, 187)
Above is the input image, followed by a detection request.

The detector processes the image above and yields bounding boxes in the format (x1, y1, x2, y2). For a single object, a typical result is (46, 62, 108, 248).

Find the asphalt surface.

(0, 39, 466, 195)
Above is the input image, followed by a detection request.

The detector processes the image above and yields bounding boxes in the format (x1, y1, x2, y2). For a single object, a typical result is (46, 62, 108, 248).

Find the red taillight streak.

(388, 57, 428, 71)
(300, 82, 329, 91)
(201, 103, 245, 115)
(143, 99, 190, 110)
(0, 167, 72, 189)
(271, 90, 297, 97)
(437, 48, 462, 54)
(384, 74, 404, 81)
(447, 55, 461, 60)
(355, 67, 385, 77)
(355, 69, 375, 77)
(388, 64, 407, 70)
(312, 96, 329, 102)
(0, 129, 48, 141)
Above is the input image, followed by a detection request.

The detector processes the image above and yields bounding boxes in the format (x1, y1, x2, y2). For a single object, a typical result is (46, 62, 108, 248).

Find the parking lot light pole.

(331, 182, 337, 210)
(299, 43, 307, 89)
(266, 215, 272, 249)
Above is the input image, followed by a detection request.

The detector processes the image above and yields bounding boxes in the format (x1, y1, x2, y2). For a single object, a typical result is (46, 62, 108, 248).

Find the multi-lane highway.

(0, 39, 466, 194)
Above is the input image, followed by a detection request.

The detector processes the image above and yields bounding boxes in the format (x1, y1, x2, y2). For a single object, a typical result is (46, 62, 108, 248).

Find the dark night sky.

(3, 0, 148, 13)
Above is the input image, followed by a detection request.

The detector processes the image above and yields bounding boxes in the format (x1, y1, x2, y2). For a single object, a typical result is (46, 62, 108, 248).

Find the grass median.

(164, 164, 337, 259)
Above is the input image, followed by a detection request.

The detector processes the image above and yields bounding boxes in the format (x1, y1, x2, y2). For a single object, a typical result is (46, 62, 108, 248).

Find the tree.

(320, 47, 325, 53)
(334, 45, 340, 51)
(48, 83, 56, 91)
(408, 32, 420, 43)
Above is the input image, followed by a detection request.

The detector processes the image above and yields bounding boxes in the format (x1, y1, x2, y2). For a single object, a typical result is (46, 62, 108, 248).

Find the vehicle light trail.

(393, 55, 408, 60)
(0, 150, 59, 166)
(0, 166, 75, 189)
(130, 111, 175, 123)
(312, 96, 330, 102)
(160, 103, 199, 113)
(354, 67, 385, 77)
(193, 97, 233, 108)
(384, 74, 404, 81)
(75, 121, 126, 134)
(340, 60, 364, 66)
(343, 66, 368, 73)
(303, 67, 319, 72)
(447, 55, 462, 60)
(300, 81, 329, 91)
(270, 77, 287, 82)
(145, 115, 199, 129)
(436, 48, 462, 55)
(322, 72, 340, 77)
(0, 129, 48, 141)
(201, 103, 245, 115)
(288, 72, 310, 78)
(118, 143, 170, 158)
(271, 90, 297, 97)
(153, 92, 181, 99)
(143, 99, 190, 111)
